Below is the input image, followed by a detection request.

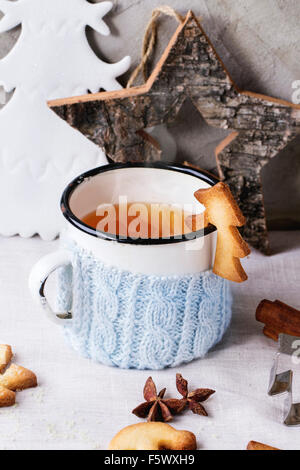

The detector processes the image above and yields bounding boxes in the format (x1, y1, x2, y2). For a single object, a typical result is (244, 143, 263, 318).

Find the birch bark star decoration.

(50, 9, 300, 254)
(0, 0, 130, 240)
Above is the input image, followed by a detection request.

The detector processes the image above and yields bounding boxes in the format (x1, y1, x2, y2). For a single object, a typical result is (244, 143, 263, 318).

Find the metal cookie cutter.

(268, 333, 300, 426)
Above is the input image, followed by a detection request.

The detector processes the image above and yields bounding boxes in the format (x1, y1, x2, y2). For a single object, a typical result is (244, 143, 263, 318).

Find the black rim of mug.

(61, 162, 218, 245)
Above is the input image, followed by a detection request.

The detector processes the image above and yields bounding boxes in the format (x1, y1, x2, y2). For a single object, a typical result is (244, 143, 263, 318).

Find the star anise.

(132, 377, 186, 422)
(176, 373, 215, 416)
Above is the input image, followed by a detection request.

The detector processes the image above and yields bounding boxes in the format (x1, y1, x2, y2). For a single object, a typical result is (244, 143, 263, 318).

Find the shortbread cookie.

(0, 364, 37, 391)
(194, 182, 250, 283)
(109, 422, 197, 450)
(247, 441, 279, 451)
(0, 385, 16, 408)
(0, 344, 13, 373)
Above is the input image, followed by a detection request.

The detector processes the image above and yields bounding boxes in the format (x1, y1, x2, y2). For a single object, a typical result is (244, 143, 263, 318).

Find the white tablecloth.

(0, 231, 299, 450)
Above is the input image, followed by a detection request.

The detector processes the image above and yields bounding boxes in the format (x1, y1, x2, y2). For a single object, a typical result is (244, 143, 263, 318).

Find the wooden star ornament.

(49, 11, 300, 254)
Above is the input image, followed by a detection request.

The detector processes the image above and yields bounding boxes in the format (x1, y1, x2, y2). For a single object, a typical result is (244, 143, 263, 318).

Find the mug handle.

(29, 250, 73, 325)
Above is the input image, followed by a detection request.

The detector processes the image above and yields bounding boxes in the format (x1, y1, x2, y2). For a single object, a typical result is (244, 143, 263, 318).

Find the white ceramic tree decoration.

(0, 0, 130, 239)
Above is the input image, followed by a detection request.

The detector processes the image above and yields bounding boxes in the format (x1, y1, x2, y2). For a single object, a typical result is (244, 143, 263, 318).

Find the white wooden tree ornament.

(0, 0, 130, 240)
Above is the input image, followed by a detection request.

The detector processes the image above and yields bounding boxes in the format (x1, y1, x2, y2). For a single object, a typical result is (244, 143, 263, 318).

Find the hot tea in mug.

(29, 163, 234, 370)
(82, 202, 204, 238)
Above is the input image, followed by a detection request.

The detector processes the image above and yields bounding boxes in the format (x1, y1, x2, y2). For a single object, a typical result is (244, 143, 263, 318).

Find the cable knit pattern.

(57, 239, 232, 370)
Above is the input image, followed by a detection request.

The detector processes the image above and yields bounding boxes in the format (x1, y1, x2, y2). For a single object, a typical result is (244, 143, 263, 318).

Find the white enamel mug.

(29, 163, 232, 369)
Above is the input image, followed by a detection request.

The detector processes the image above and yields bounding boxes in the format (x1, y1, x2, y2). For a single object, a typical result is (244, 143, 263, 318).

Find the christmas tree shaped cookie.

(195, 183, 250, 283)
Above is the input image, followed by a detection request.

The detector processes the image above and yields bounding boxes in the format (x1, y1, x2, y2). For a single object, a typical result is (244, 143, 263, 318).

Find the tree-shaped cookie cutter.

(268, 333, 300, 426)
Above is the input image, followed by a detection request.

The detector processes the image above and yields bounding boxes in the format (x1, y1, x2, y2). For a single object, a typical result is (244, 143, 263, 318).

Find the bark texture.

(50, 11, 300, 254)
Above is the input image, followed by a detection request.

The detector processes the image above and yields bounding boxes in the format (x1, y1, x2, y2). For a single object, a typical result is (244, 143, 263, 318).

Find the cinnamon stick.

(256, 299, 300, 341)
(247, 441, 279, 451)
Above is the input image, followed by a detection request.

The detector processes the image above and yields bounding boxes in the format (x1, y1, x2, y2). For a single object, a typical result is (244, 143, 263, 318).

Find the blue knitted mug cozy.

(57, 238, 232, 370)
